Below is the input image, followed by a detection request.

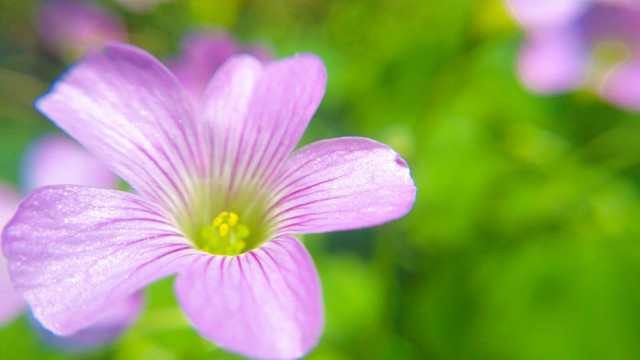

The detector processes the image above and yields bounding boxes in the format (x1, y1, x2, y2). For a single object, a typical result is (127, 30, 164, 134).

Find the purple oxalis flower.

(0, 135, 143, 349)
(2, 42, 416, 359)
(505, 0, 640, 111)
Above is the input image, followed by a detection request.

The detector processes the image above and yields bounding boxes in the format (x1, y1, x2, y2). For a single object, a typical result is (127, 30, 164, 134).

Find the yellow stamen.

(199, 211, 250, 255)
(218, 223, 230, 237)
(228, 212, 239, 226)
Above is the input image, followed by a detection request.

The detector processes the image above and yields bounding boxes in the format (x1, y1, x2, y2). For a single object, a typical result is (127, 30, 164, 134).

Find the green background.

(2, 0, 640, 359)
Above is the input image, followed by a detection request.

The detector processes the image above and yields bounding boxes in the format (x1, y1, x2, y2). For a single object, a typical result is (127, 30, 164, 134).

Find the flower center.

(179, 180, 278, 256)
(197, 211, 251, 256)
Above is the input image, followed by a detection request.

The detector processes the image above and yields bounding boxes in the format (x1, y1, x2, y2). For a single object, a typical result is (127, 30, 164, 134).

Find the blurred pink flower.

(36, 0, 127, 61)
(166, 31, 271, 112)
(505, 0, 591, 29)
(20, 135, 119, 192)
(0, 185, 22, 326)
(505, 0, 640, 111)
(3, 42, 416, 359)
(0, 135, 142, 349)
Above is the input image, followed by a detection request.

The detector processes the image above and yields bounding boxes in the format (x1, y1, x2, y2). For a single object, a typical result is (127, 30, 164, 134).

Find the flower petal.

(0, 184, 24, 326)
(166, 31, 269, 113)
(199, 53, 327, 194)
(1, 185, 195, 335)
(175, 236, 323, 360)
(600, 59, 640, 112)
(267, 137, 416, 234)
(21, 134, 118, 193)
(518, 26, 587, 93)
(36, 292, 144, 350)
(35, 42, 203, 215)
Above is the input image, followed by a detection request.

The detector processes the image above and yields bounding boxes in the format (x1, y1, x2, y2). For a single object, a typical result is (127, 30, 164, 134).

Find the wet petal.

(35, 42, 203, 215)
(199, 54, 326, 195)
(1, 185, 195, 335)
(268, 137, 416, 235)
(175, 236, 323, 360)
(21, 134, 118, 193)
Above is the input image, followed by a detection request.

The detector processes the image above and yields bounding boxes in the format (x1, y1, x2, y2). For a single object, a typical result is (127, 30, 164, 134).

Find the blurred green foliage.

(2, 0, 640, 359)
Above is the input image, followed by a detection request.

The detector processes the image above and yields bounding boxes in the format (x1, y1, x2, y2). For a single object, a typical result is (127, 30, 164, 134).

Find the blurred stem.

(131, 307, 192, 335)
(575, 120, 640, 171)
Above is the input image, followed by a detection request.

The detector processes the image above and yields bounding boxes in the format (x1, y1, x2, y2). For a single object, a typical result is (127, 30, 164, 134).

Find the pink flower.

(505, 0, 640, 111)
(0, 185, 23, 326)
(0, 135, 143, 349)
(36, 0, 127, 61)
(166, 31, 271, 113)
(2, 42, 416, 359)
